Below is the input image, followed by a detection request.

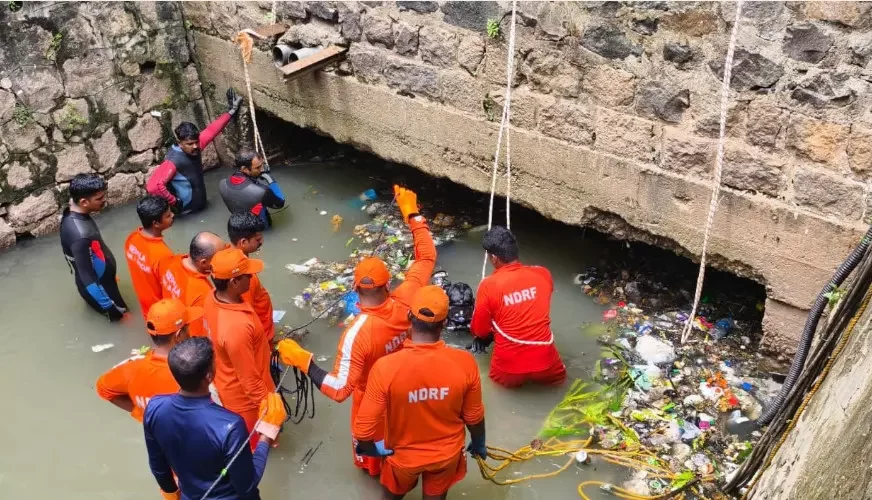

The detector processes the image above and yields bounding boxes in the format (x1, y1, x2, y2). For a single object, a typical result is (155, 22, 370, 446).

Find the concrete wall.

(0, 1, 228, 250)
(749, 305, 872, 499)
(186, 1, 869, 356)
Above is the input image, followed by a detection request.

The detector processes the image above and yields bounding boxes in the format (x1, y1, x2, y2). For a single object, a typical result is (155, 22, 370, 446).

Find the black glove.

(227, 88, 243, 116)
(468, 334, 494, 354)
(106, 304, 126, 322)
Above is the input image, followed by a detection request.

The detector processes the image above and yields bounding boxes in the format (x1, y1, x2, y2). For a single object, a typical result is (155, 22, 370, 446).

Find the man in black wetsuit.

(146, 89, 244, 216)
(218, 149, 286, 229)
(60, 173, 128, 321)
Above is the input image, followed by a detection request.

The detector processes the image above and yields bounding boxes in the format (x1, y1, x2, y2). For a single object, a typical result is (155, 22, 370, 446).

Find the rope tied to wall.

(481, 0, 518, 281)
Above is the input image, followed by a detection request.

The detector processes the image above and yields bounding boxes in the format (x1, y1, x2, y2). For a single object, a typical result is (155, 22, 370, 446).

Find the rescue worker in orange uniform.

(277, 185, 436, 476)
(227, 211, 276, 346)
(156, 231, 225, 337)
(95, 298, 202, 421)
(203, 247, 275, 451)
(470, 226, 567, 388)
(125, 195, 175, 319)
(354, 286, 487, 500)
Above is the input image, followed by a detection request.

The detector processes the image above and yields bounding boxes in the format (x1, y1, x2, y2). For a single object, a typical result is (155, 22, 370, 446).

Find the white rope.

(481, 0, 518, 281)
(236, 30, 270, 169)
(680, 0, 744, 344)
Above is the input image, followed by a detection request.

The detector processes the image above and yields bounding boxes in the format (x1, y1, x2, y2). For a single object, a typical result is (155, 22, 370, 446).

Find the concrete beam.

(194, 33, 865, 352)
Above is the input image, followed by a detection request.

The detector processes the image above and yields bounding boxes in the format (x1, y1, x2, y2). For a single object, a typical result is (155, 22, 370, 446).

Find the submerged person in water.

(219, 149, 286, 229)
(60, 173, 128, 321)
(146, 88, 244, 216)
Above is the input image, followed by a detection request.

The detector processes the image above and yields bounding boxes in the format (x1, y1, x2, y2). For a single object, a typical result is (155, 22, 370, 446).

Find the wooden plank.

(279, 45, 348, 79)
(251, 23, 288, 38)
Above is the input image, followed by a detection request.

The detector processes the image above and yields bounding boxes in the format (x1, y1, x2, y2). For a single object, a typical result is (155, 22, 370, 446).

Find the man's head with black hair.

(235, 148, 266, 178)
(189, 231, 225, 274)
(482, 226, 519, 269)
(174, 122, 201, 156)
(409, 316, 444, 337)
(69, 173, 107, 213)
(168, 337, 215, 393)
(137, 195, 174, 234)
(228, 211, 265, 255)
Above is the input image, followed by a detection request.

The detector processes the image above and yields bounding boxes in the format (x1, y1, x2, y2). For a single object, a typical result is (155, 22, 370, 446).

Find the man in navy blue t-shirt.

(143, 337, 286, 499)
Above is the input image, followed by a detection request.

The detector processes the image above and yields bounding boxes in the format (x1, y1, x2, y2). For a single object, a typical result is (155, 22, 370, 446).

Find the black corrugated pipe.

(756, 226, 872, 425)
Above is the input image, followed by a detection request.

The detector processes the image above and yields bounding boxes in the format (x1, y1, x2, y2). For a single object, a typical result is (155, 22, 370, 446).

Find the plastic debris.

(288, 200, 475, 327)
(91, 343, 114, 353)
(574, 450, 591, 464)
(634, 335, 677, 365)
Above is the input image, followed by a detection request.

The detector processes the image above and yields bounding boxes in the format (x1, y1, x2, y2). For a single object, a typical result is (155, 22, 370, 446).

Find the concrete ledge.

(195, 33, 865, 351)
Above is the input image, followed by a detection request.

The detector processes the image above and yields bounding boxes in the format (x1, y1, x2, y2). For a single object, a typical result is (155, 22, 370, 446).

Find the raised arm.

(198, 113, 232, 149)
(390, 215, 437, 307)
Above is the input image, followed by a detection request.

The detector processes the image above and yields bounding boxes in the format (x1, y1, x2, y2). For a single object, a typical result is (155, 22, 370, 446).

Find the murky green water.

(0, 162, 622, 499)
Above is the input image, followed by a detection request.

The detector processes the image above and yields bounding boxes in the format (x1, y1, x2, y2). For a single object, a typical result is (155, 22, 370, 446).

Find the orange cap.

(147, 298, 204, 335)
(210, 247, 264, 279)
(410, 285, 449, 323)
(354, 256, 391, 289)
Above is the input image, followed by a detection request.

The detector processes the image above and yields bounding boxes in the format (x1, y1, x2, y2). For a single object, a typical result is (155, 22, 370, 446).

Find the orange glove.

(393, 185, 419, 223)
(254, 393, 288, 440)
(277, 339, 313, 374)
(160, 489, 180, 500)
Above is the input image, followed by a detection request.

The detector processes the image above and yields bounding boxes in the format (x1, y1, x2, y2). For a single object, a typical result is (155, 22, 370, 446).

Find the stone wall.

(0, 1, 226, 250)
(187, 1, 872, 356)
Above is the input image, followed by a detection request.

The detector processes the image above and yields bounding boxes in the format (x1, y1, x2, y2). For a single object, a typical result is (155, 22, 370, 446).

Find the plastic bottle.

(711, 317, 735, 340)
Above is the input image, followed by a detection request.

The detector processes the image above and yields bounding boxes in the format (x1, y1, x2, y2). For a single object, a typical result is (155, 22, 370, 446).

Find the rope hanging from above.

(680, 0, 744, 344)
(481, 0, 518, 282)
(233, 29, 270, 169)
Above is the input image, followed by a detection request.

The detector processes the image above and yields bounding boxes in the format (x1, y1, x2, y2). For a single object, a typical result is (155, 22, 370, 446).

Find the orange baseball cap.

(410, 285, 449, 323)
(210, 247, 264, 279)
(354, 256, 391, 289)
(147, 298, 204, 335)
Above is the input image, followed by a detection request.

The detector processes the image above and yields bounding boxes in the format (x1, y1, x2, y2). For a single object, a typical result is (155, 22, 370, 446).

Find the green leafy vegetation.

(12, 103, 34, 126)
(482, 93, 496, 122)
(486, 18, 501, 39)
(824, 285, 846, 309)
(57, 103, 88, 132)
(9, 1, 23, 12)
(45, 32, 63, 62)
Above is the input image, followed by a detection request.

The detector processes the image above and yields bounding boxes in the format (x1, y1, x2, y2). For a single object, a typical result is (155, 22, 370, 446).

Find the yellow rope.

(742, 291, 872, 498)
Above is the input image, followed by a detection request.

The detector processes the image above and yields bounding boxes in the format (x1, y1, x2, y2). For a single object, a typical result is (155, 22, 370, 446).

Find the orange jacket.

(319, 217, 436, 404)
(353, 340, 485, 468)
(470, 262, 562, 374)
(124, 228, 173, 319)
(242, 273, 275, 343)
(156, 254, 212, 337)
(203, 291, 275, 413)
(95, 350, 179, 422)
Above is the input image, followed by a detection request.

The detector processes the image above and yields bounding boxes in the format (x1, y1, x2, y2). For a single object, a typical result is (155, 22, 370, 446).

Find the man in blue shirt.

(144, 337, 286, 499)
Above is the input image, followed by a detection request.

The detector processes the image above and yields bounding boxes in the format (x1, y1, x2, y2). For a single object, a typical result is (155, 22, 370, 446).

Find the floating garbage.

(562, 260, 773, 493)
(91, 343, 114, 353)
(287, 199, 475, 328)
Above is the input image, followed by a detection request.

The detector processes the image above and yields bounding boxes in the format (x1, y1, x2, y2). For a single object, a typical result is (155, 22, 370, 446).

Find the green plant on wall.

(12, 103, 34, 126)
(486, 18, 501, 39)
(482, 93, 497, 122)
(45, 32, 63, 62)
(8, 1, 23, 12)
(58, 103, 88, 132)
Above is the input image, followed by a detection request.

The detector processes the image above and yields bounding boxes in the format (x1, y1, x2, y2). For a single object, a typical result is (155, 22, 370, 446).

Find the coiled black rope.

(270, 350, 315, 425)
